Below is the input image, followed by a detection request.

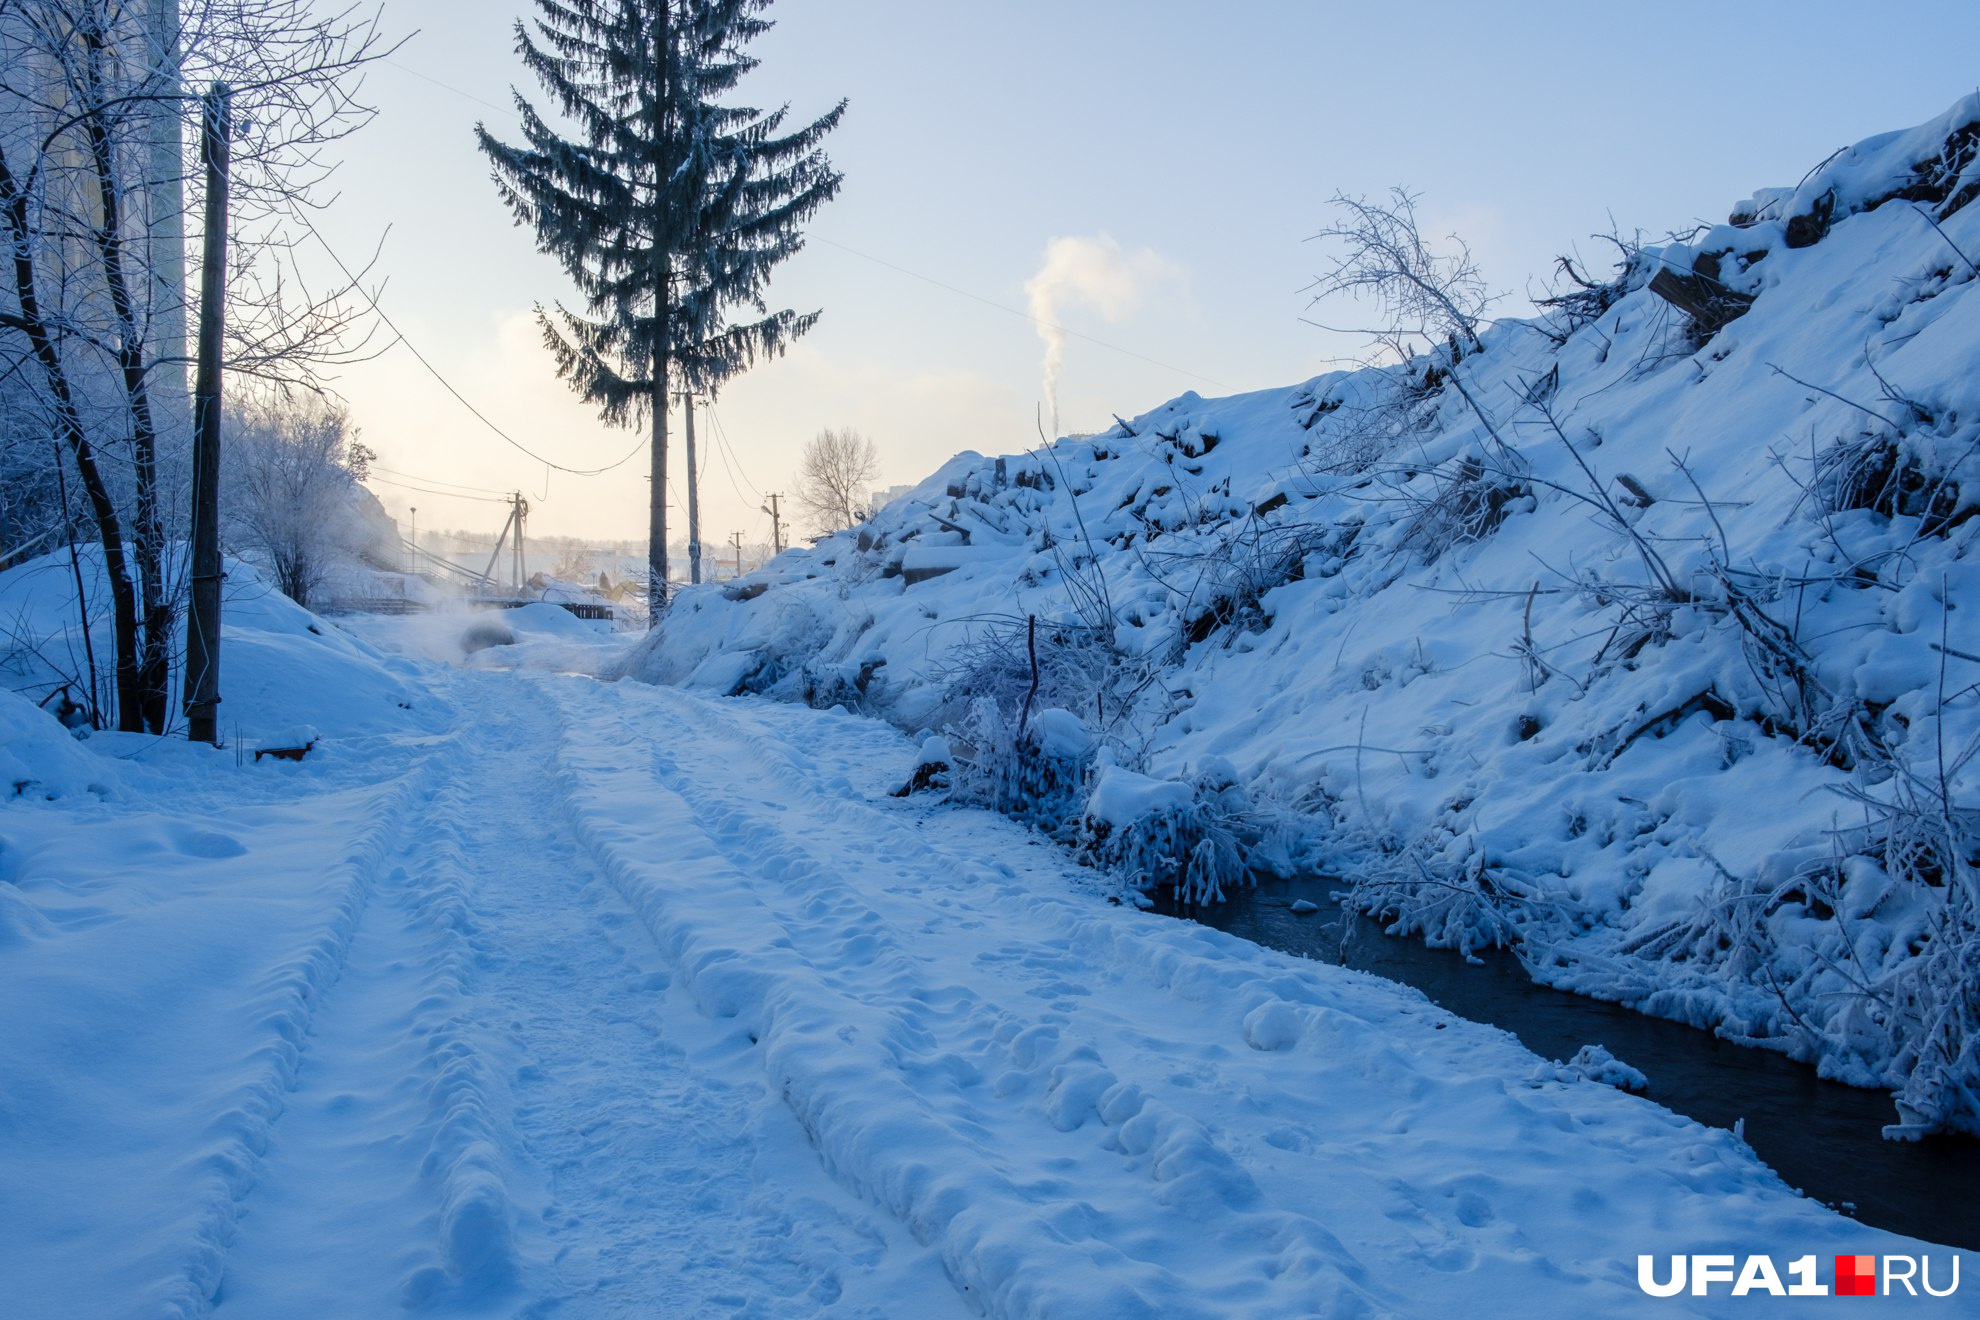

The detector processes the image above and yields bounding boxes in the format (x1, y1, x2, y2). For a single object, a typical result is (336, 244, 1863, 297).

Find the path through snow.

(2, 645, 1959, 1317)
(213, 672, 956, 1318)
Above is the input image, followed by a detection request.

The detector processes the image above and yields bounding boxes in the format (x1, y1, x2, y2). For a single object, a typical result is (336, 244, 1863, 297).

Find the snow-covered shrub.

(1395, 455, 1533, 560)
(1534, 232, 1655, 343)
(1824, 769, 1980, 1137)
(929, 616, 1124, 732)
(1077, 763, 1246, 905)
(798, 655, 885, 711)
(224, 396, 378, 610)
(1341, 834, 1534, 959)
(1818, 427, 1979, 537)
(1296, 384, 1411, 477)
(949, 701, 1096, 836)
(1304, 186, 1492, 358)
(1158, 519, 1343, 650)
(1887, 871, 1980, 1135)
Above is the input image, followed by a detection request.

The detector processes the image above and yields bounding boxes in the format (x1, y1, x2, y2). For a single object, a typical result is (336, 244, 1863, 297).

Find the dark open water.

(1156, 873, 1980, 1251)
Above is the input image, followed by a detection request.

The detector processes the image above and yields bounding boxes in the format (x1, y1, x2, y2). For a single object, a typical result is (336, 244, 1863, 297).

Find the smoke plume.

(1023, 236, 1169, 438)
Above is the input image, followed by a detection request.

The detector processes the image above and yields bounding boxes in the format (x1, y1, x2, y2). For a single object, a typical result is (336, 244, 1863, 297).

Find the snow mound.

(505, 601, 604, 637)
(1537, 1043, 1651, 1093)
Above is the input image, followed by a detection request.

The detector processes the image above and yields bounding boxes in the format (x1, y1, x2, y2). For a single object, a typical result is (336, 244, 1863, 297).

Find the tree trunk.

(649, 364, 669, 618)
(184, 85, 230, 745)
(82, 25, 173, 731)
(0, 149, 145, 730)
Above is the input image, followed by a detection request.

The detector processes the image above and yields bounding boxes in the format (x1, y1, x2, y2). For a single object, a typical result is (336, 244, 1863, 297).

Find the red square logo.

(1836, 1255, 1876, 1296)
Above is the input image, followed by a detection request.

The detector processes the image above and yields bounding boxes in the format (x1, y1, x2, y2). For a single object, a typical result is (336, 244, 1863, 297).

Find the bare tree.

(1298, 187, 1521, 470)
(0, 0, 389, 729)
(794, 426, 880, 533)
(222, 392, 369, 609)
(1302, 187, 1493, 359)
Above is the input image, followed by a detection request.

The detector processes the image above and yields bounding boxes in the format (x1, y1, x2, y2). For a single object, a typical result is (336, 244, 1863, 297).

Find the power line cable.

(382, 58, 515, 119)
(294, 209, 649, 478)
(706, 416, 756, 506)
(705, 403, 762, 503)
(369, 463, 511, 496)
(366, 473, 513, 503)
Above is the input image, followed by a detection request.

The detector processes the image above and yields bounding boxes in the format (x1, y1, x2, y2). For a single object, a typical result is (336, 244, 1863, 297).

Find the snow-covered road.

(1, 650, 1960, 1317)
(212, 672, 961, 1318)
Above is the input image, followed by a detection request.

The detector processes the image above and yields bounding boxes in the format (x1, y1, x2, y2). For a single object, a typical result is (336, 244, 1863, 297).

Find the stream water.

(1157, 873, 1980, 1251)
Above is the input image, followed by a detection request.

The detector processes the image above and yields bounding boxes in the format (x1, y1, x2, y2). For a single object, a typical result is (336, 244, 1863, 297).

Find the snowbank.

(625, 97, 1980, 1132)
(0, 548, 435, 746)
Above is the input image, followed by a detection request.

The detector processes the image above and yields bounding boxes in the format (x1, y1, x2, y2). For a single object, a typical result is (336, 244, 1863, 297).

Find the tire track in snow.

(548, 680, 1400, 1320)
(214, 716, 523, 1314)
(166, 752, 447, 1318)
(640, 695, 1721, 1305)
(211, 669, 959, 1319)
(461, 683, 876, 1317)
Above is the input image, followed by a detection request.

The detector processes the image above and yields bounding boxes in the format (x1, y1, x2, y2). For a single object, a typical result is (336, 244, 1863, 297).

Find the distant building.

(0, 0, 190, 500)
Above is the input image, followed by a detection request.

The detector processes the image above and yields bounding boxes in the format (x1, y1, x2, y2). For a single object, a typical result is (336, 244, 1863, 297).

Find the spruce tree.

(478, 0, 843, 618)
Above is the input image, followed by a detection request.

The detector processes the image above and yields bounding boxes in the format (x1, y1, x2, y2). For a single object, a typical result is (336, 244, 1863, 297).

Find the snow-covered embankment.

(626, 97, 1980, 1134)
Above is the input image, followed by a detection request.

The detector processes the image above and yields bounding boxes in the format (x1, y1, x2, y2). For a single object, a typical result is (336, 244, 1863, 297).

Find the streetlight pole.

(408, 506, 417, 575)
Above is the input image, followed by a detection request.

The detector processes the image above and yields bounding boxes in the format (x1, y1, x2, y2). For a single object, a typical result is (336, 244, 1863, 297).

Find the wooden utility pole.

(184, 84, 230, 746)
(644, 0, 672, 626)
(513, 491, 528, 594)
(476, 493, 529, 595)
(729, 530, 744, 578)
(761, 493, 784, 555)
(678, 391, 702, 584)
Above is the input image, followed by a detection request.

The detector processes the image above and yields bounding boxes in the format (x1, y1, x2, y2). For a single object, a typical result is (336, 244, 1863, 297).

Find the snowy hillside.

(627, 97, 1980, 1134)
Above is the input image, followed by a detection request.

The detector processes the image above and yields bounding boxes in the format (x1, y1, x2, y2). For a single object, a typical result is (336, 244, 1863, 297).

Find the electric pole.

(677, 391, 703, 584)
(184, 84, 231, 746)
(512, 492, 528, 594)
(729, 531, 744, 578)
(761, 493, 784, 555)
(408, 506, 417, 575)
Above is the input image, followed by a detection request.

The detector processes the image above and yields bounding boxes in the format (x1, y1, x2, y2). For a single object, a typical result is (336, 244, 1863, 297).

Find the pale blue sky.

(319, 0, 1980, 544)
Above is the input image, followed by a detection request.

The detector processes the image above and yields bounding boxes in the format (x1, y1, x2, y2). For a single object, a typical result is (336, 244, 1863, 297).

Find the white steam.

(1023, 236, 1172, 438)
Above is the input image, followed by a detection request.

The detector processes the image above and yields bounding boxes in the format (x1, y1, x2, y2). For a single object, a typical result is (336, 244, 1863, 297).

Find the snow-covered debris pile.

(625, 96, 1980, 1134)
(0, 689, 111, 800)
(894, 733, 953, 796)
